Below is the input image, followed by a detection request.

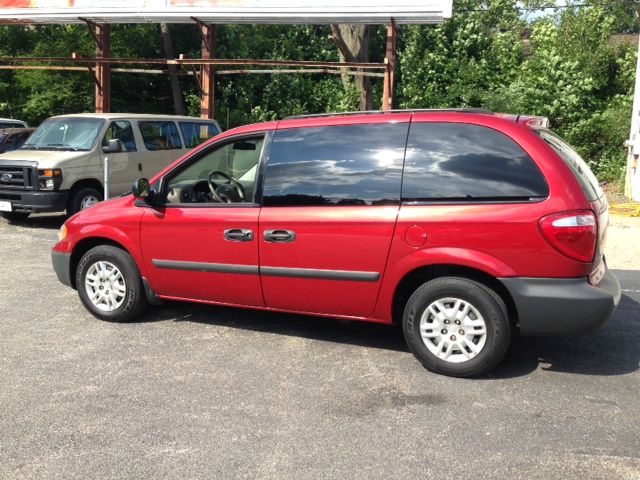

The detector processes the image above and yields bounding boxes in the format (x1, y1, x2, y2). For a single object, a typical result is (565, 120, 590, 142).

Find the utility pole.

(624, 17, 640, 201)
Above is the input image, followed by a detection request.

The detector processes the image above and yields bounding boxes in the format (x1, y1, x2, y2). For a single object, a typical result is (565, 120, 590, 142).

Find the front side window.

(262, 123, 408, 206)
(103, 120, 137, 152)
(140, 121, 182, 151)
(163, 136, 264, 205)
(179, 122, 220, 148)
(20, 118, 104, 152)
(402, 123, 549, 201)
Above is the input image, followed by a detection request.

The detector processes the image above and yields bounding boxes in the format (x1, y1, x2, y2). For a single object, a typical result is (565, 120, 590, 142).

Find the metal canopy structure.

(0, 1, 452, 24)
(0, 1, 452, 119)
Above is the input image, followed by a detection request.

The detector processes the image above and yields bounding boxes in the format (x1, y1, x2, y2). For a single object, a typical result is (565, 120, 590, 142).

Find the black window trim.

(150, 130, 272, 209)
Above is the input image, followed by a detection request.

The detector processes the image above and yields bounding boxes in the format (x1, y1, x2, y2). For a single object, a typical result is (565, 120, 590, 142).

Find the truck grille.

(0, 165, 37, 190)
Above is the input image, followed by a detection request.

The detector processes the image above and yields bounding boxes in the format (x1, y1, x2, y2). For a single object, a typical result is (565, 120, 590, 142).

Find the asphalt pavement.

(1, 215, 639, 480)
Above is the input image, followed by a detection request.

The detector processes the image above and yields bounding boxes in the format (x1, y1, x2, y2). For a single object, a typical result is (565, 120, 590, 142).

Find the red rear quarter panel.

(371, 113, 595, 323)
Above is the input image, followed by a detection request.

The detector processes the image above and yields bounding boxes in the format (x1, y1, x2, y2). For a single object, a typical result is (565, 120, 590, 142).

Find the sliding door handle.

(264, 229, 296, 243)
(224, 229, 254, 242)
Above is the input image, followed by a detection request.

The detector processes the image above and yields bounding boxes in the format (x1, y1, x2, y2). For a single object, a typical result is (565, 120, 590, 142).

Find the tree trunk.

(330, 24, 373, 111)
(160, 23, 186, 116)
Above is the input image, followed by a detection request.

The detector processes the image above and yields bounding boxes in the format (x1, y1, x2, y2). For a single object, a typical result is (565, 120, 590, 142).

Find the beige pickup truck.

(0, 113, 220, 221)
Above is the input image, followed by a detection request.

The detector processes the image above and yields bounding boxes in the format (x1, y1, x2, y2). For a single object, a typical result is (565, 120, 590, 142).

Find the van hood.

(0, 149, 94, 169)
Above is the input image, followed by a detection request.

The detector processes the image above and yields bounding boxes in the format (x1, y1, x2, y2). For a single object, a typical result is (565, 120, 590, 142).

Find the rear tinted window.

(263, 123, 408, 206)
(140, 121, 182, 151)
(179, 122, 219, 148)
(535, 129, 602, 202)
(402, 123, 549, 201)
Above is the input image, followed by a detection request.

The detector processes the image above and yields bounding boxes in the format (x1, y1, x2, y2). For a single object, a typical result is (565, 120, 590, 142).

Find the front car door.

(101, 120, 138, 195)
(139, 132, 268, 307)
(258, 116, 410, 318)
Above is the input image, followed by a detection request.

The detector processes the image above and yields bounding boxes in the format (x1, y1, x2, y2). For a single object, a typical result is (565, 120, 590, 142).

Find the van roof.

(49, 113, 220, 122)
(284, 109, 549, 128)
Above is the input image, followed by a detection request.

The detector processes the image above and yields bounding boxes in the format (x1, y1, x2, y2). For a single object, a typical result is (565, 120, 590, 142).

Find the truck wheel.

(0, 212, 30, 222)
(403, 277, 511, 377)
(76, 245, 149, 322)
(67, 186, 103, 216)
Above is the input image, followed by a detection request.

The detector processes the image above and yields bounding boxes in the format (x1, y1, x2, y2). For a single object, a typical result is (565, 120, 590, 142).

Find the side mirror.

(103, 138, 123, 154)
(132, 178, 153, 203)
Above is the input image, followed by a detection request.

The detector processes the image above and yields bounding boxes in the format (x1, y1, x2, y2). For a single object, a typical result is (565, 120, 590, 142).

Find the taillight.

(538, 210, 597, 263)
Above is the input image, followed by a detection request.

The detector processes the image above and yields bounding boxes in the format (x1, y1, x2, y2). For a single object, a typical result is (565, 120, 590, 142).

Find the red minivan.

(51, 110, 621, 377)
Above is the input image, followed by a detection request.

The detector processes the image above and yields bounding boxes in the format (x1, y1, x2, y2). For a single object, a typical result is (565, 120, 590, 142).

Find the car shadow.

(134, 291, 640, 378)
(2, 213, 65, 230)
(489, 292, 640, 378)
(137, 301, 409, 353)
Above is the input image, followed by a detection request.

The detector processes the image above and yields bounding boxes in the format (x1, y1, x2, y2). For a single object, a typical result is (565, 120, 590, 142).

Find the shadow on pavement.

(138, 300, 410, 353)
(3, 214, 65, 230)
(489, 290, 640, 378)
(134, 288, 639, 378)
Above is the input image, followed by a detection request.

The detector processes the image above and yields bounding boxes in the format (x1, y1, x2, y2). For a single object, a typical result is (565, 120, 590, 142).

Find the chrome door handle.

(264, 229, 296, 243)
(224, 229, 254, 242)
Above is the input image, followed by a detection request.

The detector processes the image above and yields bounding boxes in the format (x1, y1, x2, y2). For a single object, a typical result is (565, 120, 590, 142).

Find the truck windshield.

(20, 118, 104, 152)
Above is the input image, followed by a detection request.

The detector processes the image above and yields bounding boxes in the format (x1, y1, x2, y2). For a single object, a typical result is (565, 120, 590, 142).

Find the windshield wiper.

(20, 144, 40, 150)
(45, 143, 80, 151)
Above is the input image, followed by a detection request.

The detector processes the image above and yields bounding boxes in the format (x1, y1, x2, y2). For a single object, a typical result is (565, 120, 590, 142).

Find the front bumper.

(500, 265, 621, 335)
(0, 189, 68, 213)
(52, 250, 73, 288)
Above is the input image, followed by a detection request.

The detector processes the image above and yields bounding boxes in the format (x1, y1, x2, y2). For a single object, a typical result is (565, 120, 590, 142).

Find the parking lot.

(1, 214, 639, 480)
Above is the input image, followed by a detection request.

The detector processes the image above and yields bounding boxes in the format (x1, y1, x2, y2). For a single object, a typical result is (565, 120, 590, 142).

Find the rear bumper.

(0, 189, 68, 213)
(499, 265, 621, 335)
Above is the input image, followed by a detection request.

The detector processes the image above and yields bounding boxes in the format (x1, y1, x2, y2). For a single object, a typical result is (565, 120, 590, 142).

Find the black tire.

(76, 245, 149, 322)
(67, 186, 103, 216)
(403, 277, 511, 378)
(0, 211, 30, 222)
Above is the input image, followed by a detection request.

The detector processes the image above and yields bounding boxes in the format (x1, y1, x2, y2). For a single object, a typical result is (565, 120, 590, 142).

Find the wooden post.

(382, 19, 396, 112)
(199, 22, 216, 119)
(95, 23, 111, 114)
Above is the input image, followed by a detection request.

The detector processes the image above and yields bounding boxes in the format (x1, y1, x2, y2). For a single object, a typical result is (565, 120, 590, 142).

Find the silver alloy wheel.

(80, 194, 99, 210)
(419, 297, 488, 363)
(84, 260, 126, 312)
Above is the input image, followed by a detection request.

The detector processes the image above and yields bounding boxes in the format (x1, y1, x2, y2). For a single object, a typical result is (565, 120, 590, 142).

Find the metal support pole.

(382, 19, 397, 112)
(198, 22, 216, 119)
(103, 156, 110, 200)
(624, 34, 640, 201)
(94, 23, 111, 113)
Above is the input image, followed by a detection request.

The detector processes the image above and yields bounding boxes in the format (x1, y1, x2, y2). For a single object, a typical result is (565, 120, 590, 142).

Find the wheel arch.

(68, 178, 104, 196)
(391, 264, 519, 328)
(69, 237, 130, 289)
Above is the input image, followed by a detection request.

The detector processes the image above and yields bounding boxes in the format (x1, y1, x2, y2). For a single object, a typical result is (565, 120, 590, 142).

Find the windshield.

(21, 117, 104, 151)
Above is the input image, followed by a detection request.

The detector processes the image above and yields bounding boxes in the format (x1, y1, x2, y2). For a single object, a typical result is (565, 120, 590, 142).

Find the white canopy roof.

(0, 0, 452, 24)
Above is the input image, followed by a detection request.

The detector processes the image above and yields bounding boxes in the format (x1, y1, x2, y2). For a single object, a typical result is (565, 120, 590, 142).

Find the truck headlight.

(38, 169, 63, 190)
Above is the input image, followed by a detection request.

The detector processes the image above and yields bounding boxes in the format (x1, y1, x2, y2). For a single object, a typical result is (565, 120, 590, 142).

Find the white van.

(0, 113, 220, 220)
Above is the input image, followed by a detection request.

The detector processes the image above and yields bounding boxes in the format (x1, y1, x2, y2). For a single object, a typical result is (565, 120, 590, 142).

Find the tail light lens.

(539, 210, 597, 263)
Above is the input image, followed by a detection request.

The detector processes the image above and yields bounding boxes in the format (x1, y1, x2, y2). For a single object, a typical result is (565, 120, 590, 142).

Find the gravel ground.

(605, 215, 640, 270)
(0, 213, 639, 480)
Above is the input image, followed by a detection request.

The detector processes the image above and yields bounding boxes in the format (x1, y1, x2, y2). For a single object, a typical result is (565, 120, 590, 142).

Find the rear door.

(258, 117, 409, 318)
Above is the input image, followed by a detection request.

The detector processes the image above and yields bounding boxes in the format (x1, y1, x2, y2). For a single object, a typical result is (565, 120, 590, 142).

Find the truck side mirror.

(103, 138, 123, 154)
